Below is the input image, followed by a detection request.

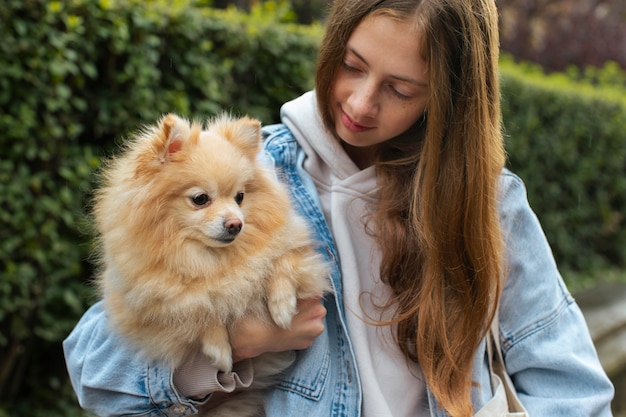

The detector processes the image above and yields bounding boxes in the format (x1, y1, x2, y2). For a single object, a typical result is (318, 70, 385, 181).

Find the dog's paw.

(202, 342, 233, 373)
(201, 326, 233, 372)
(268, 293, 297, 329)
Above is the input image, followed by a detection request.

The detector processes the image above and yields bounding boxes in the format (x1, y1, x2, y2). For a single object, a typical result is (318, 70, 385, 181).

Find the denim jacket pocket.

(275, 328, 330, 401)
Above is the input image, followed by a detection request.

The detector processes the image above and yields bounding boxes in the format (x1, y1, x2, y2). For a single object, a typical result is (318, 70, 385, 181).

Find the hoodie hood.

(280, 91, 364, 182)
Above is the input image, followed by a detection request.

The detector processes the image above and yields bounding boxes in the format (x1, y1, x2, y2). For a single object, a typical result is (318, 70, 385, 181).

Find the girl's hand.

(230, 297, 327, 362)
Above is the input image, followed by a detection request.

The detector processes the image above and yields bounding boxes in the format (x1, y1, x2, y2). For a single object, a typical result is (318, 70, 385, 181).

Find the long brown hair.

(316, 1, 506, 416)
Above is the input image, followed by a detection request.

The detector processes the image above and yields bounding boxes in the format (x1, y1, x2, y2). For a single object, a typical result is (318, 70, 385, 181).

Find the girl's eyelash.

(389, 85, 412, 100)
(341, 62, 359, 71)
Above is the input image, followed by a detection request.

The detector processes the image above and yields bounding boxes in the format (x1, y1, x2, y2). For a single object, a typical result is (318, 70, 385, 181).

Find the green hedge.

(500, 57, 626, 274)
(0, 1, 320, 415)
(0, 1, 624, 415)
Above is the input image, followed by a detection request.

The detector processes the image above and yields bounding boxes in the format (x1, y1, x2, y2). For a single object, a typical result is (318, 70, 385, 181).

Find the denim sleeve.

(497, 171, 615, 416)
(63, 301, 203, 417)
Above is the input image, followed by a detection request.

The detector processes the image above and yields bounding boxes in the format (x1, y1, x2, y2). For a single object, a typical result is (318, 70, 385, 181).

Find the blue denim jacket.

(64, 123, 614, 417)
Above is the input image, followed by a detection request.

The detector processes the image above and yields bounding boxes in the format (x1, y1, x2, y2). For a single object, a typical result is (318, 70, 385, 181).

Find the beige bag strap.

(487, 308, 529, 416)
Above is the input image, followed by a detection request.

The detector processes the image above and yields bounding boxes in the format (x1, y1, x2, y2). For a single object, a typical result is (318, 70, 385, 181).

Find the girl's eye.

(388, 84, 413, 101)
(391, 87, 412, 100)
(191, 194, 211, 207)
(234, 192, 244, 205)
(341, 61, 360, 72)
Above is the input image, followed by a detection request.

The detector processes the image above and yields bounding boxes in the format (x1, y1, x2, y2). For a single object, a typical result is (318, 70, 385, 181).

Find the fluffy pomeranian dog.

(93, 114, 330, 416)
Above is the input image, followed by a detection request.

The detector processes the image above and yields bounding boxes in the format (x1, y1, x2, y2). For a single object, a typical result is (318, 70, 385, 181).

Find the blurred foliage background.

(0, 0, 624, 415)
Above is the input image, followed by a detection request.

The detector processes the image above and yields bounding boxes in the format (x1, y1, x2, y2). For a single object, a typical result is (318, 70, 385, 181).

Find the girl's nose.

(348, 81, 379, 118)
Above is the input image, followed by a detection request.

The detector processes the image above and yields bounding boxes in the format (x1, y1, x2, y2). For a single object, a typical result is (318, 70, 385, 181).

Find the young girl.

(64, 0, 614, 416)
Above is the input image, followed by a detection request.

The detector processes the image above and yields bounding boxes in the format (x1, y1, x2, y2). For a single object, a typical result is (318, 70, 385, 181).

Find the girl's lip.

(341, 110, 373, 133)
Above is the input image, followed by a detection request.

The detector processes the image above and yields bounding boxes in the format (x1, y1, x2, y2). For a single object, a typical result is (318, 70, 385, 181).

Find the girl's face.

(331, 14, 429, 159)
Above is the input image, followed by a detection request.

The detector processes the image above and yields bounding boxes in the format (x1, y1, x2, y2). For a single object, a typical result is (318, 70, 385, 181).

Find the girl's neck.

(341, 142, 377, 170)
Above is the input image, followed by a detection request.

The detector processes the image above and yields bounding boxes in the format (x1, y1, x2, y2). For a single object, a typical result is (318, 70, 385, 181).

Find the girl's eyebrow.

(347, 46, 428, 87)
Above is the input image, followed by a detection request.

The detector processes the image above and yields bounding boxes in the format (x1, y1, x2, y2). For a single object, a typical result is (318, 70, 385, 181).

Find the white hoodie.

(281, 91, 427, 417)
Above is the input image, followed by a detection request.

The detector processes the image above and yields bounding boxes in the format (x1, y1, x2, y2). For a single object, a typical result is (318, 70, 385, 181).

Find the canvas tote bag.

(474, 310, 529, 417)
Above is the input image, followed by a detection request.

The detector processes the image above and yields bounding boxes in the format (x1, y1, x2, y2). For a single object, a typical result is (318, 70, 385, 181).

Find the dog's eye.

(234, 192, 244, 206)
(191, 194, 211, 207)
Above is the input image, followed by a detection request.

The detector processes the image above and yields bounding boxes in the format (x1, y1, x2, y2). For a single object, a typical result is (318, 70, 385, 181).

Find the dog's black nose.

(224, 219, 242, 236)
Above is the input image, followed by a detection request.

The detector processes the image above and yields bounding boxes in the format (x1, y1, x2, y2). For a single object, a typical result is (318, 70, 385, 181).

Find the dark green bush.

(0, 1, 624, 415)
(501, 57, 626, 275)
(0, 1, 319, 415)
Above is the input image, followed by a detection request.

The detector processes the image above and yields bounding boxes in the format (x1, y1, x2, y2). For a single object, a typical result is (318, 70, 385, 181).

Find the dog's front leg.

(265, 256, 299, 330)
(201, 324, 233, 373)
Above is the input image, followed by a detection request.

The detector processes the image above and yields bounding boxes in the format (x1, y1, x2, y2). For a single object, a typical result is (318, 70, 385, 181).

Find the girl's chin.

(336, 127, 380, 149)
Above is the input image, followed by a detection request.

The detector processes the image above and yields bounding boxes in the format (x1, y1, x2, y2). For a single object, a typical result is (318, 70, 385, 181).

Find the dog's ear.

(212, 115, 261, 161)
(231, 116, 262, 161)
(159, 114, 199, 161)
